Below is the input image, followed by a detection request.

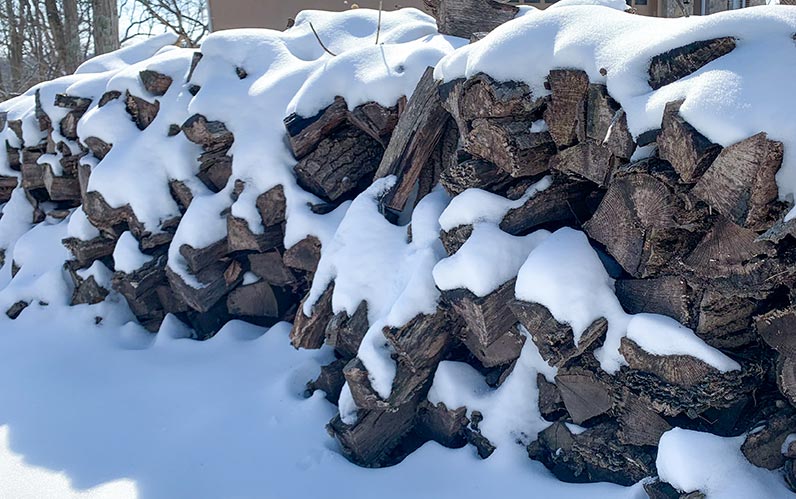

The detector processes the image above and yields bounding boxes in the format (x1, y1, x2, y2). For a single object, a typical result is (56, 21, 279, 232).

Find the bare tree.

(92, 0, 119, 54)
(129, 0, 207, 47)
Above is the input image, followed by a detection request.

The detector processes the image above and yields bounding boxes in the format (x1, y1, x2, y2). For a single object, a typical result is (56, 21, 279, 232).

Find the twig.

(310, 22, 336, 56)
(375, 1, 383, 45)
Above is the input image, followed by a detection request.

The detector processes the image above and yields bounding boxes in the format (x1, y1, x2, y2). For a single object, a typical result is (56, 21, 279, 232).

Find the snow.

(657, 428, 788, 498)
(436, 5, 796, 217)
(626, 314, 741, 372)
(67, 209, 101, 242)
(113, 232, 153, 274)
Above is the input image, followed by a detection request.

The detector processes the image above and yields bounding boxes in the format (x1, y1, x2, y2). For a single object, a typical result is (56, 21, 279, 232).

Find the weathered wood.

(445, 280, 518, 351)
(549, 140, 615, 187)
(692, 132, 784, 231)
(284, 97, 348, 159)
(112, 255, 167, 301)
(294, 127, 382, 203)
(756, 307, 796, 357)
(227, 215, 283, 253)
(555, 373, 613, 425)
(181, 114, 234, 149)
(440, 224, 472, 256)
(325, 301, 369, 359)
(247, 250, 299, 287)
(649, 37, 736, 90)
(657, 100, 721, 183)
(98, 90, 122, 107)
(777, 355, 796, 407)
(616, 390, 671, 447)
(465, 118, 555, 178)
(621, 337, 725, 388)
(53, 93, 92, 110)
(347, 101, 401, 148)
(683, 216, 774, 280)
(426, 0, 519, 38)
(84, 136, 112, 160)
(616, 276, 696, 327)
(256, 185, 287, 227)
(544, 69, 590, 148)
(283, 235, 322, 273)
(291, 283, 334, 349)
(70, 274, 110, 306)
(0, 175, 18, 203)
(586, 84, 636, 160)
(458, 323, 526, 368)
(644, 480, 705, 499)
(415, 401, 468, 448)
(62, 235, 116, 268)
(442, 73, 544, 125)
(179, 238, 229, 275)
(197, 149, 232, 192)
(139, 70, 173, 96)
(226, 281, 280, 318)
(741, 407, 796, 470)
(307, 358, 347, 403)
(510, 300, 607, 368)
(374, 67, 449, 213)
(500, 177, 600, 236)
(6, 301, 29, 319)
(42, 165, 81, 202)
(124, 92, 159, 130)
(383, 308, 454, 373)
(537, 373, 567, 421)
(439, 158, 515, 196)
(165, 260, 243, 313)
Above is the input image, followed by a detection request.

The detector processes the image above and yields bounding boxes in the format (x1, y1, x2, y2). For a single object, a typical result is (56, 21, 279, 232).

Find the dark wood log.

(374, 67, 449, 214)
(169, 179, 194, 211)
(226, 281, 280, 318)
(458, 322, 526, 368)
(98, 90, 122, 107)
(585, 84, 636, 160)
(294, 127, 382, 203)
(499, 177, 600, 236)
(741, 407, 796, 470)
(648, 37, 736, 90)
(440, 224, 472, 256)
(283, 236, 322, 273)
(0, 175, 18, 203)
(510, 300, 607, 368)
(284, 97, 348, 159)
(555, 372, 613, 425)
(62, 235, 116, 268)
(527, 421, 656, 487)
(197, 149, 232, 192)
(139, 70, 173, 96)
(256, 185, 286, 227)
(583, 160, 710, 278)
(615, 276, 696, 327)
(383, 308, 454, 373)
(307, 358, 347, 403)
(692, 132, 784, 231)
(112, 254, 167, 301)
(465, 411, 496, 459)
(544, 69, 590, 148)
(439, 158, 515, 196)
(444, 279, 518, 352)
(187, 52, 203, 82)
(165, 259, 243, 313)
(84, 136, 112, 160)
(6, 301, 29, 319)
(124, 92, 159, 130)
(291, 283, 334, 349)
(179, 238, 229, 275)
(441, 73, 544, 129)
(657, 100, 721, 183)
(325, 301, 369, 359)
(227, 215, 283, 253)
(620, 337, 724, 387)
(777, 355, 796, 407)
(347, 100, 401, 148)
(415, 401, 467, 448)
(21, 163, 47, 201)
(53, 93, 92, 111)
(537, 373, 567, 421)
(181, 114, 234, 149)
(156, 285, 191, 315)
(42, 165, 81, 202)
(756, 307, 796, 357)
(465, 118, 555, 178)
(247, 250, 299, 287)
(426, 0, 519, 38)
(70, 274, 110, 306)
(34, 89, 52, 132)
(616, 390, 671, 447)
(549, 140, 615, 187)
(644, 480, 705, 499)
(683, 216, 774, 279)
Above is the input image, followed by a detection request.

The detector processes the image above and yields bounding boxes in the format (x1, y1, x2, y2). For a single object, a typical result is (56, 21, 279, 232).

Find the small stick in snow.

(309, 22, 337, 57)
(375, 1, 383, 45)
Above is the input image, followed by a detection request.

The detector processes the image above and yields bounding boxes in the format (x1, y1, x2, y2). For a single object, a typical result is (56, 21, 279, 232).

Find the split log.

(181, 114, 234, 150)
(425, 0, 519, 38)
(615, 276, 696, 327)
(227, 215, 283, 253)
(291, 283, 334, 349)
(440, 224, 472, 256)
(510, 300, 607, 367)
(383, 308, 455, 373)
(648, 37, 736, 90)
(374, 67, 449, 214)
(465, 118, 555, 178)
(586, 84, 635, 160)
(325, 301, 369, 359)
(583, 159, 710, 277)
(644, 480, 705, 499)
(62, 235, 116, 268)
(777, 355, 796, 407)
(0, 175, 18, 203)
(555, 372, 613, 424)
(755, 307, 796, 357)
(544, 69, 590, 148)
(197, 149, 232, 192)
(444, 280, 518, 355)
(42, 165, 81, 202)
(179, 238, 229, 275)
(616, 390, 671, 447)
(98, 90, 122, 107)
(256, 184, 287, 227)
(741, 407, 796, 470)
(657, 100, 721, 183)
(527, 421, 656, 486)
(441, 73, 544, 128)
(692, 132, 784, 231)
(169, 179, 194, 211)
(415, 401, 468, 448)
(348, 101, 401, 148)
(165, 259, 243, 313)
(6, 301, 29, 319)
(458, 323, 526, 368)
(112, 255, 167, 302)
(247, 250, 299, 287)
(307, 358, 347, 403)
(439, 158, 515, 196)
(125, 92, 159, 130)
(537, 373, 567, 421)
(695, 288, 758, 349)
(548, 140, 615, 187)
(294, 127, 383, 203)
(499, 177, 600, 236)
(70, 274, 110, 306)
(139, 70, 173, 96)
(283, 236, 322, 273)
(284, 97, 348, 159)
(226, 281, 280, 319)
(84, 136, 112, 160)
(620, 337, 726, 387)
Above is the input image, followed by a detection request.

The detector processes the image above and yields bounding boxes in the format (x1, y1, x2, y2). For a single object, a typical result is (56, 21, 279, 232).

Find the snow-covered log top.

(436, 3, 796, 214)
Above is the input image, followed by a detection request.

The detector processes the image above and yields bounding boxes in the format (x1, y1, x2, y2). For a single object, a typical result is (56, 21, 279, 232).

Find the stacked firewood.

(293, 38, 796, 490)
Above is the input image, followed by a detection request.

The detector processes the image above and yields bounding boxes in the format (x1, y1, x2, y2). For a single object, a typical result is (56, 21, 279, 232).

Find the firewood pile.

(1, 3, 794, 492)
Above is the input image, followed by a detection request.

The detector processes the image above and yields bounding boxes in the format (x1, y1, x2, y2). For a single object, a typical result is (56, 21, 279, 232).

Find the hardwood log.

(440, 224, 472, 256)
(741, 407, 796, 470)
(648, 37, 736, 90)
(165, 259, 243, 313)
(226, 281, 280, 319)
(615, 276, 696, 327)
(256, 184, 287, 227)
(347, 100, 401, 148)
(544, 69, 590, 148)
(284, 97, 348, 159)
(777, 355, 796, 407)
(444, 280, 518, 352)
(124, 92, 159, 130)
(283, 235, 322, 273)
(181, 114, 234, 149)
(307, 358, 347, 403)
(179, 238, 229, 275)
(83, 136, 112, 160)
(139, 70, 173, 96)
(415, 401, 468, 448)
(616, 391, 671, 447)
(0, 175, 18, 203)
(63, 235, 116, 268)
(465, 118, 555, 178)
(439, 158, 515, 196)
(227, 215, 283, 253)
(426, 0, 519, 38)
(586, 84, 636, 160)
(325, 301, 369, 359)
(692, 132, 784, 231)
(247, 250, 299, 288)
(383, 308, 454, 373)
(657, 100, 721, 183)
(555, 372, 613, 424)
(537, 373, 567, 421)
(549, 140, 615, 187)
(291, 283, 334, 349)
(6, 301, 29, 319)
(197, 149, 232, 192)
(755, 307, 796, 357)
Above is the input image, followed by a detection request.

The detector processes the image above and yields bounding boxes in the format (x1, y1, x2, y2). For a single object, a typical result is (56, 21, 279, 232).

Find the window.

(635, 0, 648, 5)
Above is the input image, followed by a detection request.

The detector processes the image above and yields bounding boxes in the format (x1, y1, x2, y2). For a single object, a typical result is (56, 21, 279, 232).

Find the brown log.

(657, 100, 721, 183)
(325, 301, 369, 359)
(62, 235, 116, 268)
(756, 307, 796, 357)
(548, 140, 615, 187)
(741, 407, 796, 470)
(777, 355, 796, 407)
(440, 224, 472, 256)
(692, 132, 784, 231)
(615, 276, 696, 327)
(291, 283, 334, 349)
(53, 93, 92, 111)
(374, 67, 449, 214)
(283, 236, 322, 273)
(112, 255, 167, 302)
(84, 136, 112, 160)
(124, 92, 159, 130)
(586, 84, 636, 160)
(256, 185, 287, 227)
(620, 337, 723, 387)
(555, 373, 613, 425)
(247, 250, 299, 288)
(181, 114, 234, 149)
(458, 322, 526, 368)
(544, 69, 590, 148)
(165, 259, 243, 313)
(0, 175, 18, 203)
(227, 215, 283, 253)
(226, 281, 280, 318)
(139, 70, 173, 96)
(294, 127, 382, 203)
(179, 238, 229, 275)
(441, 73, 544, 128)
(439, 158, 515, 196)
(695, 288, 758, 349)
(197, 149, 232, 192)
(6, 301, 29, 319)
(510, 300, 607, 368)
(648, 37, 736, 90)
(415, 401, 468, 448)
(347, 100, 401, 148)
(70, 274, 110, 306)
(427, 0, 518, 38)
(616, 390, 671, 447)
(307, 358, 347, 403)
(444, 279, 518, 352)
(42, 165, 81, 202)
(383, 308, 454, 373)
(465, 118, 555, 178)
(537, 373, 566, 421)
(169, 179, 194, 211)
(284, 97, 348, 159)
(98, 90, 122, 107)
(644, 480, 705, 499)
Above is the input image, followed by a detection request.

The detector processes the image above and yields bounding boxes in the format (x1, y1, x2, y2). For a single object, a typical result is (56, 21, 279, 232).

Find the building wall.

(207, 0, 429, 31)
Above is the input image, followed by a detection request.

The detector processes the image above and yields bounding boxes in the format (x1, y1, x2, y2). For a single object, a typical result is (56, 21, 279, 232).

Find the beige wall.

(207, 0, 429, 31)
